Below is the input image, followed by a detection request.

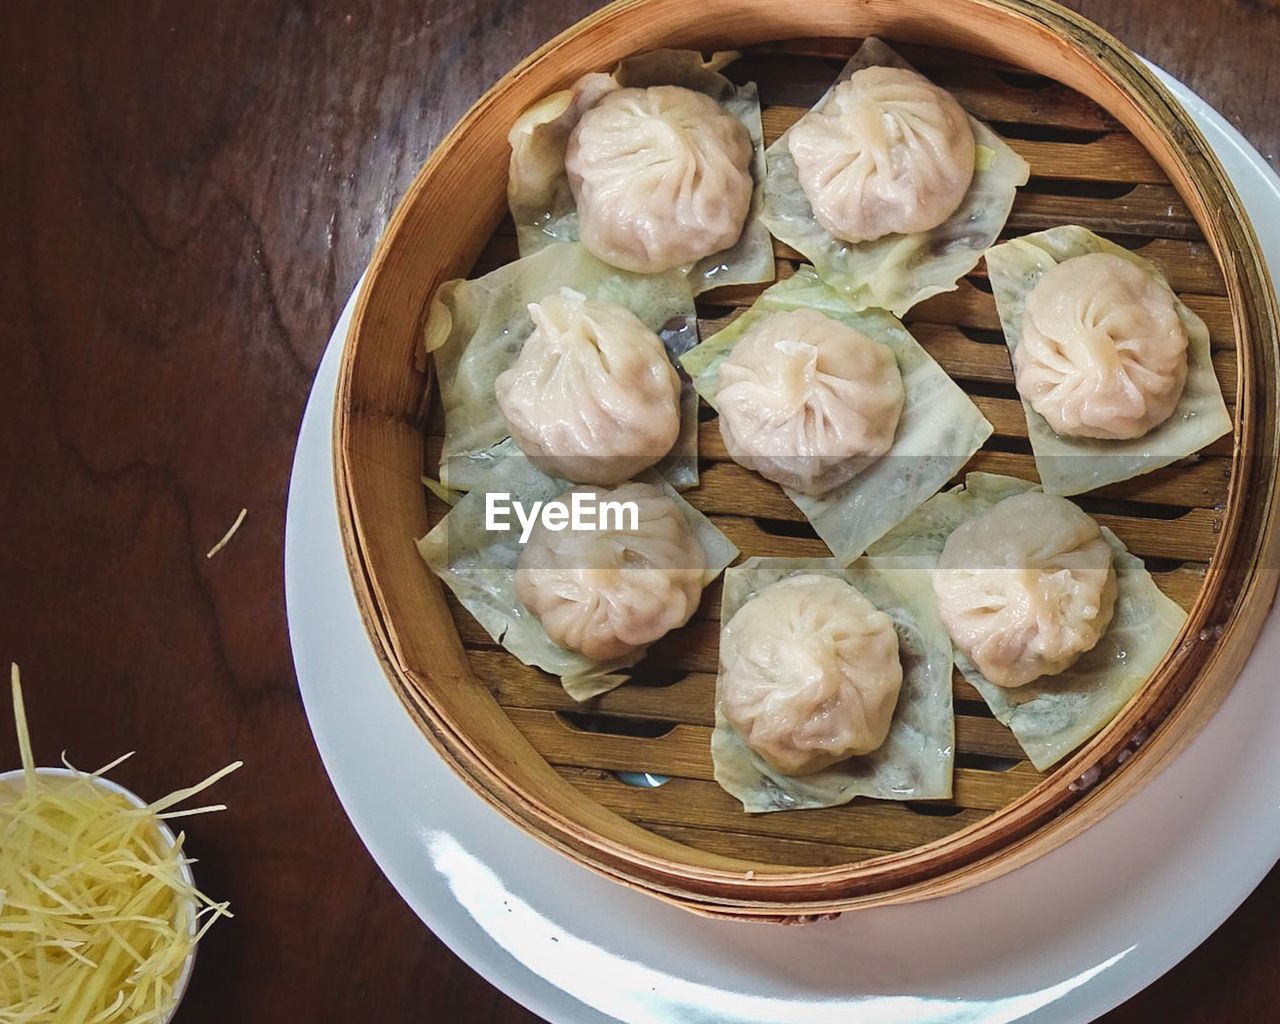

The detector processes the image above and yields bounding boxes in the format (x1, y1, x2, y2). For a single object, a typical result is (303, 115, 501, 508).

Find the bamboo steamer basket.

(334, 0, 1280, 918)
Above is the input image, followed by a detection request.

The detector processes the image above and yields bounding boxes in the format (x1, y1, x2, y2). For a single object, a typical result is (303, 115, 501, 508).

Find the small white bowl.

(0, 766, 198, 1022)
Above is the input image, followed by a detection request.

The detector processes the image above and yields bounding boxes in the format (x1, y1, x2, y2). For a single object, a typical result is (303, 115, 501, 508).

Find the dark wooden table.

(2, 2, 1277, 1021)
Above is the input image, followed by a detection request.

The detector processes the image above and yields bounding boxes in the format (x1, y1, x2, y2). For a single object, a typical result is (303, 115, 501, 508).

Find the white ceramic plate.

(286, 65, 1280, 1024)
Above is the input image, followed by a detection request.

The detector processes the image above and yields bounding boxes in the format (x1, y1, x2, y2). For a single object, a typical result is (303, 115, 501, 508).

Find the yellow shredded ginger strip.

(1, 665, 241, 1023)
(205, 508, 247, 559)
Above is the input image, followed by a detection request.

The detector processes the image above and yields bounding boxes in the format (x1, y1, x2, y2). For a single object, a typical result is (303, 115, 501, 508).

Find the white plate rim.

(285, 63, 1280, 1024)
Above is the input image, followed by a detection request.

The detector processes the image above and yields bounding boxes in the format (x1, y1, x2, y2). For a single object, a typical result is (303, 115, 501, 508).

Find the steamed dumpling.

(715, 309, 904, 495)
(1014, 252, 1190, 440)
(933, 491, 1118, 688)
(565, 86, 754, 273)
(788, 66, 975, 243)
(515, 481, 707, 661)
(495, 289, 681, 484)
(720, 574, 902, 775)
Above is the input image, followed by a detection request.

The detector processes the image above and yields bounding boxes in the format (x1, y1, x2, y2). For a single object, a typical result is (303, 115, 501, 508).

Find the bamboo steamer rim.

(334, 0, 1280, 915)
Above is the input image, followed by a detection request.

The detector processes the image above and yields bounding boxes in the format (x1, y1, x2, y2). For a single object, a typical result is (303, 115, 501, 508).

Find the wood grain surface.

(1, 1, 1276, 1021)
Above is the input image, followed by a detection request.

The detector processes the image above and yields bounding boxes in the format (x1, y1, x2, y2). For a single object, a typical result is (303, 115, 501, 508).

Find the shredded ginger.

(205, 508, 247, 559)
(1, 665, 241, 1023)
